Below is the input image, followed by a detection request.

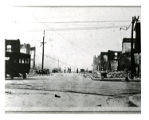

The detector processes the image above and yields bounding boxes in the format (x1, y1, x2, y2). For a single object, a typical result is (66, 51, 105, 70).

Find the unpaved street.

(5, 73, 141, 112)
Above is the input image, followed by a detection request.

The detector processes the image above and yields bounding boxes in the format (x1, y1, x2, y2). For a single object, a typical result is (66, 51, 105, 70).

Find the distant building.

(120, 38, 140, 71)
(20, 43, 36, 69)
(20, 44, 31, 54)
(122, 38, 135, 53)
(93, 22, 141, 75)
(93, 50, 122, 72)
(118, 52, 131, 71)
(5, 39, 20, 53)
(107, 50, 122, 71)
(93, 55, 99, 71)
(122, 23, 141, 54)
(100, 52, 109, 71)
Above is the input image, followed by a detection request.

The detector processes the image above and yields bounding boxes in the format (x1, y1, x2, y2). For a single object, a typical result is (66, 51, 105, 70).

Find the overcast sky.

(4, 6, 141, 70)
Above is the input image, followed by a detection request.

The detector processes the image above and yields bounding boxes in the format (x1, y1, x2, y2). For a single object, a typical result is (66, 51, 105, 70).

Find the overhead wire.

(32, 14, 132, 69)
(43, 25, 128, 31)
(32, 14, 95, 56)
(32, 15, 79, 68)
(31, 20, 130, 24)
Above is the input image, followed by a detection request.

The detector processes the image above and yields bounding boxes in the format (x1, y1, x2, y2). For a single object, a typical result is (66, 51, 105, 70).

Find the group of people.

(63, 67, 72, 73)
(63, 67, 79, 73)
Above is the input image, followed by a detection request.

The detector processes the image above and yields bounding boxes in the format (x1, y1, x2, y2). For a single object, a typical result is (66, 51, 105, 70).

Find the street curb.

(90, 76, 141, 82)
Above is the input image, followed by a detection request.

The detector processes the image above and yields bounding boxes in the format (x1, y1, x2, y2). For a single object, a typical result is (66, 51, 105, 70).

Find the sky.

(3, 6, 141, 70)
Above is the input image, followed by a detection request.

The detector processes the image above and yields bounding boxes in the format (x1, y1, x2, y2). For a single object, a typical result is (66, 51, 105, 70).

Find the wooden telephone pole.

(41, 30, 45, 70)
(130, 16, 139, 79)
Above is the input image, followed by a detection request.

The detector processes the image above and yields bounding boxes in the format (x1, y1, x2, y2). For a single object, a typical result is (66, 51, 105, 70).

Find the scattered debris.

(97, 104, 102, 107)
(5, 91, 12, 94)
(107, 71, 127, 78)
(92, 71, 101, 78)
(55, 94, 61, 98)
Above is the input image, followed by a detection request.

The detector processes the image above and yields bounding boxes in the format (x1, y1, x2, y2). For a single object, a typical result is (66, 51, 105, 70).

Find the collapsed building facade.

(93, 50, 122, 72)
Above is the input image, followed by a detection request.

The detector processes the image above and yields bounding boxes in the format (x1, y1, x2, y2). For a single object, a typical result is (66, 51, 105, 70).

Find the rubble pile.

(92, 71, 101, 78)
(107, 71, 127, 78)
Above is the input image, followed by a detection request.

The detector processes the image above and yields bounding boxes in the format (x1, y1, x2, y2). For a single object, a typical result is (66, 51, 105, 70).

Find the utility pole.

(130, 16, 136, 79)
(58, 58, 59, 68)
(34, 47, 36, 69)
(33, 47, 36, 69)
(41, 30, 45, 70)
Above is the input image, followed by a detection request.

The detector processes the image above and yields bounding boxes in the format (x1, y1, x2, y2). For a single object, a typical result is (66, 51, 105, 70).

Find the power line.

(43, 25, 128, 31)
(24, 25, 130, 32)
(32, 14, 94, 69)
(32, 15, 95, 56)
(32, 15, 131, 31)
(33, 14, 131, 58)
(32, 15, 131, 69)
(31, 20, 130, 24)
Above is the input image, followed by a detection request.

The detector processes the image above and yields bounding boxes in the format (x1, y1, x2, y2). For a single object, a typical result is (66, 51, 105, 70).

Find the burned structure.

(5, 39, 31, 79)
(93, 50, 122, 72)
(93, 21, 141, 77)
(20, 43, 36, 69)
